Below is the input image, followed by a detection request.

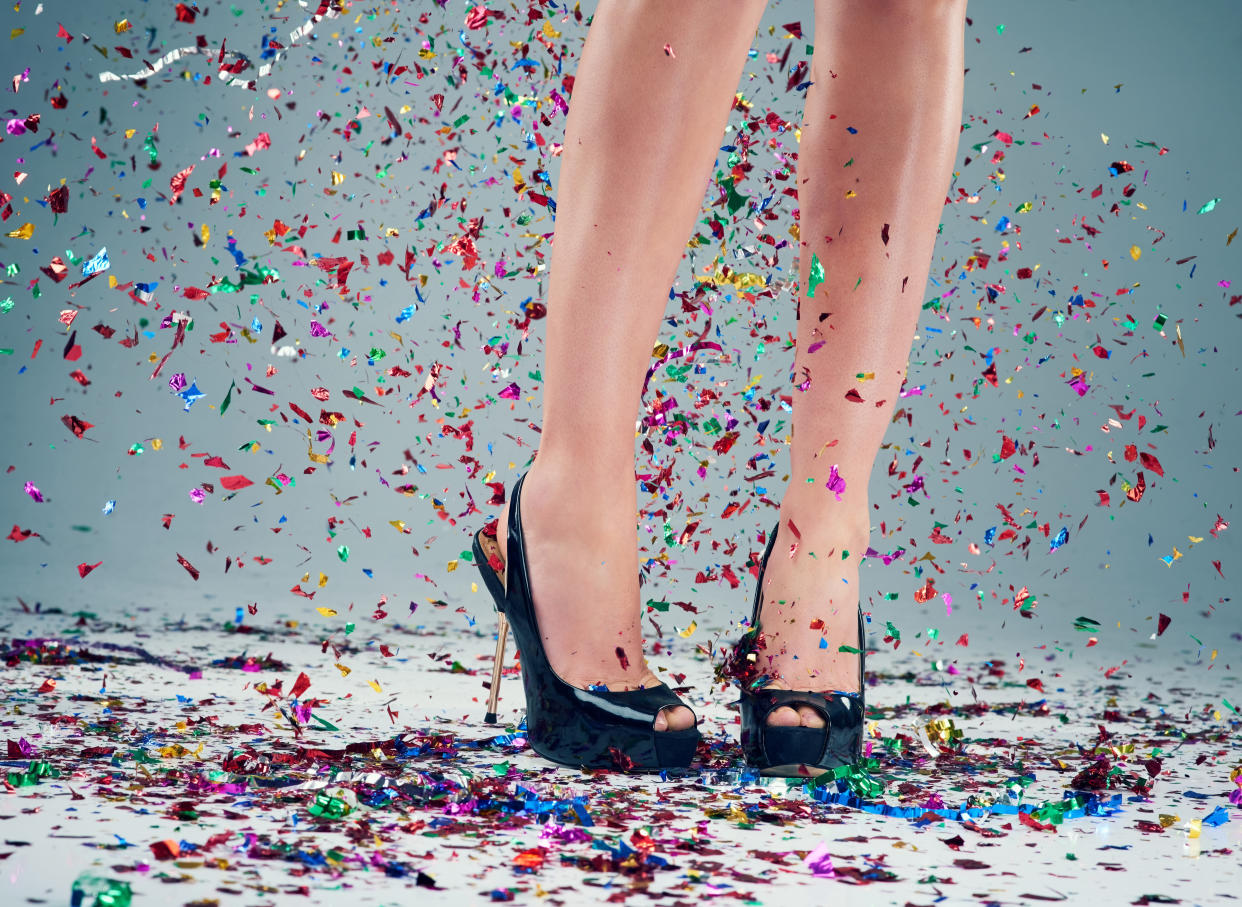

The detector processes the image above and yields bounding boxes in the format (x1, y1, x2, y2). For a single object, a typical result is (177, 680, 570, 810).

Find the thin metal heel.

(472, 523, 511, 724)
(483, 612, 509, 724)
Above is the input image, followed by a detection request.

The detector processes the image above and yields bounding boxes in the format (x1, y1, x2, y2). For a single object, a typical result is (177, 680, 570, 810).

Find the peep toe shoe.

(471, 471, 701, 770)
(736, 520, 866, 775)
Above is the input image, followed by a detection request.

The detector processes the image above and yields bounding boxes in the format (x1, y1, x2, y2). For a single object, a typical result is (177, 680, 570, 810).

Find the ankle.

(523, 458, 637, 516)
(775, 495, 871, 557)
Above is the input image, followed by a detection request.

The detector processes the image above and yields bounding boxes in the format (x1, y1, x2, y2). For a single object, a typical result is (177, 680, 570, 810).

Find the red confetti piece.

(1139, 452, 1164, 476)
(176, 553, 200, 581)
(290, 671, 312, 699)
(77, 561, 102, 578)
(150, 839, 181, 860)
(221, 475, 253, 491)
(60, 414, 93, 438)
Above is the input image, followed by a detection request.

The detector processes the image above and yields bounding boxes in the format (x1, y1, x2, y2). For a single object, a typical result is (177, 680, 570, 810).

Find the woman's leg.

(757, 0, 968, 727)
(495, 0, 769, 731)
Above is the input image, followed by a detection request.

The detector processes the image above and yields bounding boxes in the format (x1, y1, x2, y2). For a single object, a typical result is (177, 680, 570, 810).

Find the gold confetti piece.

(114, 19, 132, 33)
(541, 20, 561, 39)
(924, 717, 963, 747)
(5, 223, 34, 239)
(1185, 818, 1202, 839)
(1101, 132, 1109, 144)
(1129, 244, 1141, 260)
(318, 571, 329, 587)
(678, 621, 698, 638)
(367, 679, 382, 693)
(335, 663, 352, 677)
(446, 559, 459, 573)
(316, 606, 338, 617)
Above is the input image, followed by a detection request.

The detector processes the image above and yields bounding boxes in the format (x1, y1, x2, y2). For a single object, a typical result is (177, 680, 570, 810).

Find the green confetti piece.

(219, 379, 237, 415)
(1196, 197, 1220, 214)
(307, 790, 352, 819)
(71, 873, 133, 907)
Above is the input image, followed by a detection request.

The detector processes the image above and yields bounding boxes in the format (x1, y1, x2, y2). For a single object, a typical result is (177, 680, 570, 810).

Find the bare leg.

(757, 0, 968, 728)
(494, 0, 769, 731)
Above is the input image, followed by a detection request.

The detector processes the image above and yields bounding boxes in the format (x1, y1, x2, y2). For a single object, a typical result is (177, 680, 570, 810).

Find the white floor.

(2, 605, 1237, 906)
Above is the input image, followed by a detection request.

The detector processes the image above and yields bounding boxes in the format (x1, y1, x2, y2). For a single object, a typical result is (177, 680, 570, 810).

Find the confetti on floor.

(2, 606, 1239, 904)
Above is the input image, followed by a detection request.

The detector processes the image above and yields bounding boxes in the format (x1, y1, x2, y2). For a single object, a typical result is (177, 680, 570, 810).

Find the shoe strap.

(580, 683, 698, 727)
(745, 686, 860, 726)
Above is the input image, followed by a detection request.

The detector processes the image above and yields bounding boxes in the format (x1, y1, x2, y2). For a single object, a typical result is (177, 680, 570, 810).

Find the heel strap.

(580, 683, 698, 730)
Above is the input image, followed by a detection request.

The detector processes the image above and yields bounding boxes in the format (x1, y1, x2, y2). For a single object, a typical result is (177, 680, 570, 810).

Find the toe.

(797, 704, 826, 728)
(654, 704, 695, 732)
(766, 705, 802, 727)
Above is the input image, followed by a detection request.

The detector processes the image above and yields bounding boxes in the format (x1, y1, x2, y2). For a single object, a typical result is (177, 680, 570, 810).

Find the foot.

(752, 506, 869, 730)
(488, 464, 695, 733)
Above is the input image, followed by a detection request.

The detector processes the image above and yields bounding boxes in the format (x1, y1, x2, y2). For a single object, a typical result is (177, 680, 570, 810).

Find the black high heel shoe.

(734, 520, 866, 775)
(470, 471, 701, 771)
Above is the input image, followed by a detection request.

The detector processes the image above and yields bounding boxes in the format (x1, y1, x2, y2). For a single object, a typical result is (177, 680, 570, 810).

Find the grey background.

(1, 0, 1238, 685)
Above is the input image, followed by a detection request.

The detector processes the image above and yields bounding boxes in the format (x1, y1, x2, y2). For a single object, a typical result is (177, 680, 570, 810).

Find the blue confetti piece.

(1202, 805, 1231, 827)
(1049, 526, 1069, 552)
(177, 380, 206, 411)
(81, 247, 110, 276)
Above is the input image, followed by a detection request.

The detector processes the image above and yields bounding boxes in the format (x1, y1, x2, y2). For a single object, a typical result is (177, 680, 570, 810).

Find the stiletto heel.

(483, 612, 509, 724)
(470, 471, 701, 770)
(733, 521, 866, 776)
